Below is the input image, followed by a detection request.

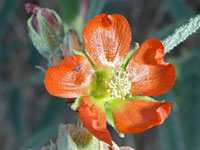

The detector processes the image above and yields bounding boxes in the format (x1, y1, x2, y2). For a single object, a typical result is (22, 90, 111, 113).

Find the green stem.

(162, 14, 200, 54)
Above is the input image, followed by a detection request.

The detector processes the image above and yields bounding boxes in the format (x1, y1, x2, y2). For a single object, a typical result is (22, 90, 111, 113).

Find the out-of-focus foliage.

(0, 0, 18, 42)
(179, 43, 200, 150)
(86, 0, 106, 21)
(7, 86, 25, 144)
(150, 0, 196, 39)
(166, 0, 196, 19)
(58, 0, 80, 23)
(0, 0, 200, 150)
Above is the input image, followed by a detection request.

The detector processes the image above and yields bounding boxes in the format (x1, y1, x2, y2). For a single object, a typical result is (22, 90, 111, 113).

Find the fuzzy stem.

(162, 14, 200, 54)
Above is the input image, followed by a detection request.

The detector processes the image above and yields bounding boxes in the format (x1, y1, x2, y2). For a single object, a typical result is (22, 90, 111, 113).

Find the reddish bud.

(26, 3, 64, 57)
(25, 3, 58, 33)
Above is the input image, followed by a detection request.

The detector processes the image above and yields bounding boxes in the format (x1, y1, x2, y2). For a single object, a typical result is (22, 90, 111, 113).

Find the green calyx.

(47, 9, 64, 36)
(120, 42, 139, 71)
(89, 69, 112, 99)
(71, 97, 82, 110)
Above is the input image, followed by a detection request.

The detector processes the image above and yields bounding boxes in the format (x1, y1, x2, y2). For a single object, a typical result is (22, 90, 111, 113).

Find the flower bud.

(61, 28, 84, 56)
(25, 3, 64, 57)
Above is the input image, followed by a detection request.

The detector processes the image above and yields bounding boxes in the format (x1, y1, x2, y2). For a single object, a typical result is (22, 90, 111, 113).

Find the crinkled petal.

(78, 96, 113, 146)
(44, 55, 94, 98)
(110, 99, 172, 133)
(126, 38, 176, 96)
(83, 14, 131, 69)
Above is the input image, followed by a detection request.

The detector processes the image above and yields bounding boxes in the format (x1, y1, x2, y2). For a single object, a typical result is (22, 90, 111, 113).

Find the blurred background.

(0, 0, 200, 150)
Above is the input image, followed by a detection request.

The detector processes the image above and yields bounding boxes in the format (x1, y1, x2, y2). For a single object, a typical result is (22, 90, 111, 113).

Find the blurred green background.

(0, 0, 200, 150)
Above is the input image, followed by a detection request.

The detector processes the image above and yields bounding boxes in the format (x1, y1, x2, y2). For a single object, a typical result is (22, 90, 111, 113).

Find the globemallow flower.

(44, 14, 176, 146)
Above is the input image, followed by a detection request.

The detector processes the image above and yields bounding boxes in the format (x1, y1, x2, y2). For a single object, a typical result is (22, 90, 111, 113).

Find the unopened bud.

(25, 3, 64, 57)
(61, 28, 84, 56)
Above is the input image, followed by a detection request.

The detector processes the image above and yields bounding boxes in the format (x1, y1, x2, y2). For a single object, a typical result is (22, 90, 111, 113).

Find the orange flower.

(44, 14, 176, 147)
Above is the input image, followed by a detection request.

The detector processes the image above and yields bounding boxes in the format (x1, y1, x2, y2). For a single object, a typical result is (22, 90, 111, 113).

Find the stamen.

(107, 69, 131, 100)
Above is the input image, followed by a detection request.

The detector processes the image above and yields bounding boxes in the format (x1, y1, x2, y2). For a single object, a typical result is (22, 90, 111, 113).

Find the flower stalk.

(162, 14, 200, 54)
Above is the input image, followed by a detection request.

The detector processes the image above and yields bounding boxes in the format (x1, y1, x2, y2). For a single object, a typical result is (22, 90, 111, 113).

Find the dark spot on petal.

(106, 16, 111, 24)
(74, 65, 81, 72)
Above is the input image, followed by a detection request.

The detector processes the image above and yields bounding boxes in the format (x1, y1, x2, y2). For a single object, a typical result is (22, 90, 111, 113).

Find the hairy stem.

(162, 14, 200, 54)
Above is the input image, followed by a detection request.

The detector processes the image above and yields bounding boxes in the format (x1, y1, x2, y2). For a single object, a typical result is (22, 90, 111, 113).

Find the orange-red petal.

(111, 99, 172, 133)
(82, 14, 131, 69)
(78, 96, 112, 146)
(44, 55, 94, 98)
(126, 38, 176, 96)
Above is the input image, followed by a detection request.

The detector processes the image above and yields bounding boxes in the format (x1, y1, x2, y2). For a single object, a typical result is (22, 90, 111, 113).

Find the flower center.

(106, 69, 131, 100)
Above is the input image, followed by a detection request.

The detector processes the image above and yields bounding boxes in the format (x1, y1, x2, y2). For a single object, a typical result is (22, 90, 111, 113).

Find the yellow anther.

(107, 69, 131, 100)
